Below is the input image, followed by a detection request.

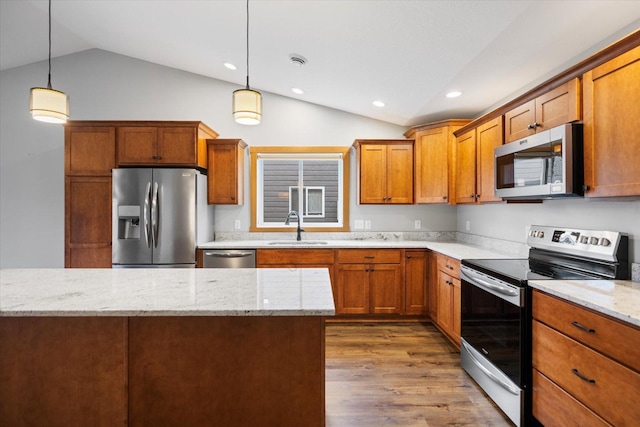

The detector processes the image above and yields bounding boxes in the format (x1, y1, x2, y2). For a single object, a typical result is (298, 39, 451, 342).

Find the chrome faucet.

(285, 210, 304, 241)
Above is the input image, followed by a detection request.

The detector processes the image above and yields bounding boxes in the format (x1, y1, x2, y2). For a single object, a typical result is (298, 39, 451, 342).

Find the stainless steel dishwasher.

(202, 249, 256, 268)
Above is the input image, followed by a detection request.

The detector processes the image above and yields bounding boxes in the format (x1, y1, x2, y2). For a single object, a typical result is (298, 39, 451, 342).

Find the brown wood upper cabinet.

(117, 122, 218, 168)
(583, 45, 640, 198)
(404, 120, 470, 204)
(455, 116, 504, 204)
(504, 78, 581, 143)
(354, 139, 414, 204)
(206, 139, 246, 205)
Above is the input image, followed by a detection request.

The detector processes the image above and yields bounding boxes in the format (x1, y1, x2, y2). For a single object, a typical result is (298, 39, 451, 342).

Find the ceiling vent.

(289, 54, 307, 67)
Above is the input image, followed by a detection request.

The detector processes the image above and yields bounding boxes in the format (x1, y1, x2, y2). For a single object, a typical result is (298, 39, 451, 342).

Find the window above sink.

(250, 147, 350, 233)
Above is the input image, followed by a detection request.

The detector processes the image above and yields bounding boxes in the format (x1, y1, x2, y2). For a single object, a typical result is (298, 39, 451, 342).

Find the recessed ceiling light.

(373, 100, 385, 107)
(224, 62, 237, 70)
(292, 88, 304, 95)
(446, 91, 462, 98)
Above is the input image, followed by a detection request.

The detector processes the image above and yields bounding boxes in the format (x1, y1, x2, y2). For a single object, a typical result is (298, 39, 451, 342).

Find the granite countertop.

(0, 268, 335, 317)
(529, 279, 640, 328)
(199, 240, 516, 261)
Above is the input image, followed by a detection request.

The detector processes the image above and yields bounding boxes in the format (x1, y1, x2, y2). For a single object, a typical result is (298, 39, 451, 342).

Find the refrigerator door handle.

(151, 181, 159, 248)
(143, 181, 152, 248)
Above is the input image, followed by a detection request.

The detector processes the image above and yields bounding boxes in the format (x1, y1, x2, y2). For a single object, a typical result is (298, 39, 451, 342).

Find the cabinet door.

(404, 251, 428, 315)
(436, 270, 454, 336)
(65, 176, 112, 268)
(415, 128, 449, 203)
(359, 144, 387, 203)
(535, 78, 581, 132)
(583, 46, 640, 197)
(451, 276, 461, 346)
(455, 130, 477, 204)
(207, 142, 241, 204)
(336, 265, 369, 314)
(157, 127, 197, 165)
(428, 252, 438, 321)
(65, 126, 116, 174)
(369, 264, 402, 314)
(475, 116, 503, 203)
(386, 143, 414, 204)
(504, 100, 536, 143)
(117, 127, 157, 165)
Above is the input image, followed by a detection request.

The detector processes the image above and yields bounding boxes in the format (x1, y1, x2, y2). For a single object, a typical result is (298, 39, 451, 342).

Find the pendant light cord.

(47, 0, 52, 89)
(245, 0, 250, 89)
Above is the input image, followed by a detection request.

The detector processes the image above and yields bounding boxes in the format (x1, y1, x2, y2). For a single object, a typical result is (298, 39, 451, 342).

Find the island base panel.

(0, 317, 128, 426)
(128, 316, 325, 427)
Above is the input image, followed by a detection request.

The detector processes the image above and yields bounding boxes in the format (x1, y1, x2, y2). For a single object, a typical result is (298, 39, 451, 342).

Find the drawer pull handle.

(571, 321, 595, 333)
(572, 368, 596, 384)
(364, 256, 375, 259)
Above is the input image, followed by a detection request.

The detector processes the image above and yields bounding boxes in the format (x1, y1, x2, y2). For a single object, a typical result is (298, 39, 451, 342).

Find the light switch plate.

(415, 220, 421, 229)
(234, 219, 241, 230)
(354, 220, 364, 230)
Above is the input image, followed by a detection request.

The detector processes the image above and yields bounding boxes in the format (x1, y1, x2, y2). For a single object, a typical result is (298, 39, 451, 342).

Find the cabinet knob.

(469, 194, 475, 199)
(527, 124, 535, 130)
(583, 185, 591, 192)
(231, 196, 235, 201)
(442, 196, 447, 200)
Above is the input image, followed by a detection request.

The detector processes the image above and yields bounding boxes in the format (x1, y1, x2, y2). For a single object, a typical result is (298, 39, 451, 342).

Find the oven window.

(461, 281, 523, 385)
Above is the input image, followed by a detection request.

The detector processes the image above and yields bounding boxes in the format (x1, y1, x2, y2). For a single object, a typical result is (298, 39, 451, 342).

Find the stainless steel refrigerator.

(112, 168, 214, 268)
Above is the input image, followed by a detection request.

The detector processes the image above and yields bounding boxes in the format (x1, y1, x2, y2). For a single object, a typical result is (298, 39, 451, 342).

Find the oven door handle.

(460, 268, 519, 297)
(462, 341, 520, 395)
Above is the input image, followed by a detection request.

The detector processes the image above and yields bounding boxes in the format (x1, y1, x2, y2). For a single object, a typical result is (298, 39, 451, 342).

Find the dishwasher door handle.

(204, 251, 255, 258)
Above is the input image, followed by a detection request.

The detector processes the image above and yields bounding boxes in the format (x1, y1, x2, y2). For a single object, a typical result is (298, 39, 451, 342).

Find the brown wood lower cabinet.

(335, 249, 403, 315)
(65, 176, 112, 268)
(532, 290, 640, 426)
(433, 253, 461, 347)
(0, 316, 325, 427)
(405, 250, 429, 315)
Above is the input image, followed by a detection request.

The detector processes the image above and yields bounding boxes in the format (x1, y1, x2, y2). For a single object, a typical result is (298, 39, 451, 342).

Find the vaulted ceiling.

(2, 0, 639, 126)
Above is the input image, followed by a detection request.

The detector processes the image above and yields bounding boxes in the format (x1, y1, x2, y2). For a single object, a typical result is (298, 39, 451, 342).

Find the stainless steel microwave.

(494, 123, 583, 200)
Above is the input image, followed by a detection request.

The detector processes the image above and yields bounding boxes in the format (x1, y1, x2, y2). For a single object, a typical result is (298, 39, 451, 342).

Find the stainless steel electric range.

(459, 225, 629, 427)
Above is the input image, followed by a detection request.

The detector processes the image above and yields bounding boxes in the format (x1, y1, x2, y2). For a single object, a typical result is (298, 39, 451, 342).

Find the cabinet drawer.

(436, 254, 460, 278)
(533, 291, 640, 371)
(532, 369, 611, 427)
(336, 249, 401, 264)
(532, 320, 640, 426)
(257, 249, 335, 266)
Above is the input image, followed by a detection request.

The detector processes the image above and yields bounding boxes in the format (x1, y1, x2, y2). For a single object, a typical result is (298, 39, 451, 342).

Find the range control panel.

(527, 225, 625, 262)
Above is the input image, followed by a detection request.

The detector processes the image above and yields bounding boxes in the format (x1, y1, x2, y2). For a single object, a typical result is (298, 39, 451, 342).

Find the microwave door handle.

(151, 181, 159, 248)
(143, 182, 152, 248)
(462, 341, 520, 395)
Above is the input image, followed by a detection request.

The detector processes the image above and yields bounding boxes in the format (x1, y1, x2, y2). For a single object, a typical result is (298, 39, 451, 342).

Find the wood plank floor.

(325, 322, 513, 426)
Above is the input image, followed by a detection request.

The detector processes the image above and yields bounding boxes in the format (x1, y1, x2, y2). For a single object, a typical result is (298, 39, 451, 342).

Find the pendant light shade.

(30, 0, 69, 124)
(233, 88, 261, 125)
(30, 86, 69, 123)
(233, 0, 261, 125)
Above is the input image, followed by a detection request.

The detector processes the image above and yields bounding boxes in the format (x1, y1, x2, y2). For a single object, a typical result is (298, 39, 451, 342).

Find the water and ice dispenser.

(117, 205, 141, 240)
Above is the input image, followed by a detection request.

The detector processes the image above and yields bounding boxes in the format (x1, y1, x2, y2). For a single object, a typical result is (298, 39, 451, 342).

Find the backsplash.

(213, 231, 529, 257)
(633, 263, 640, 282)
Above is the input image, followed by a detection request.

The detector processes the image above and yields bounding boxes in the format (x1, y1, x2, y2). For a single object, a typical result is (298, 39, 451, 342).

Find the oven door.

(460, 265, 528, 427)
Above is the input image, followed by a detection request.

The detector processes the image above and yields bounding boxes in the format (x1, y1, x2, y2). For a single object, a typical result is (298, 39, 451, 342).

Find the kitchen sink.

(267, 241, 329, 245)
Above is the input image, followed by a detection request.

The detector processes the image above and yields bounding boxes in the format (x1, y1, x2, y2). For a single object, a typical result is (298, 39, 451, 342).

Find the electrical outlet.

(465, 220, 470, 231)
(234, 219, 241, 230)
(414, 220, 421, 229)
(365, 220, 372, 230)
(354, 220, 364, 230)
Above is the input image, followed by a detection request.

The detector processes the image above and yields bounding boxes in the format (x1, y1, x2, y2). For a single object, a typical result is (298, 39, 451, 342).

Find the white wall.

(457, 200, 640, 263)
(0, 49, 456, 268)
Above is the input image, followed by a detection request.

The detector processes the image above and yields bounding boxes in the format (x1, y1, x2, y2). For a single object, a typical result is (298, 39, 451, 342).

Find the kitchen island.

(0, 268, 334, 427)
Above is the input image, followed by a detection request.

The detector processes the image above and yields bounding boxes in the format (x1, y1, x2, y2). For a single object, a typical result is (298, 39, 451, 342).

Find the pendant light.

(233, 0, 261, 125)
(29, 0, 69, 124)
